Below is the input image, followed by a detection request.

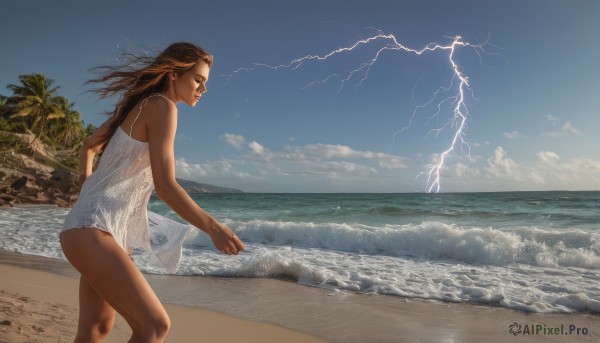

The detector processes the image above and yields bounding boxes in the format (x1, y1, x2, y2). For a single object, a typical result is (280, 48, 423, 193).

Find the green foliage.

(0, 117, 11, 131)
(0, 95, 8, 116)
(61, 152, 80, 170)
(7, 74, 63, 141)
(0, 131, 27, 153)
(2, 73, 97, 171)
(47, 96, 84, 147)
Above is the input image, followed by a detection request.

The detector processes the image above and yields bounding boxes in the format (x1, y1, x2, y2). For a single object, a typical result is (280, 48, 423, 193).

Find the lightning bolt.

(223, 30, 493, 193)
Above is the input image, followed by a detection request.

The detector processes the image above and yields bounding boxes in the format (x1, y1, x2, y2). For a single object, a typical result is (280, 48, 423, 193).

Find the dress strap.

(129, 93, 176, 137)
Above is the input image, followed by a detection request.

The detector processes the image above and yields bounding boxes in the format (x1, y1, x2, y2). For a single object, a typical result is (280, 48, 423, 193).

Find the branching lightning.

(223, 30, 493, 193)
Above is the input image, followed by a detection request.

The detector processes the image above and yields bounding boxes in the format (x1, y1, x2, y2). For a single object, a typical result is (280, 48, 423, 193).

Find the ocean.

(1, 191, 599, 314)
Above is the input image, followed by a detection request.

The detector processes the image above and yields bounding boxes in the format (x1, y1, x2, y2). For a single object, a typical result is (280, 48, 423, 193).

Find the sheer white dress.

(62, 94, 193, 273)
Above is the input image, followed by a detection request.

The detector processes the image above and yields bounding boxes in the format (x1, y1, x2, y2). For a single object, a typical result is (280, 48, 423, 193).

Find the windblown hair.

(87, 42, 213, 151)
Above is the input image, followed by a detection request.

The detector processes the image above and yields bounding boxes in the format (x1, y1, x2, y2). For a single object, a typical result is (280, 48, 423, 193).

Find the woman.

(60, 42, 245, 342)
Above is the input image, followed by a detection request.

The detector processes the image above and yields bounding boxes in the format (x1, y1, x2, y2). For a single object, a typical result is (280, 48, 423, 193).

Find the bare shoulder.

(144, 96, 177, 122)
(143, 96, 178, 133)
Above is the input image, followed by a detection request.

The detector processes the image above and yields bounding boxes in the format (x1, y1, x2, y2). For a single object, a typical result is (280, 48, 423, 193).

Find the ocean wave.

(185, 219, 600, 270)
(2, 205, 599, 314)
(167, 246, 600, 313)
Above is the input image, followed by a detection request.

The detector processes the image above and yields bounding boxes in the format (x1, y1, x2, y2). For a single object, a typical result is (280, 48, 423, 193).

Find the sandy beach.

(0, 250, 327, 343)
(0, 249, 597, 343)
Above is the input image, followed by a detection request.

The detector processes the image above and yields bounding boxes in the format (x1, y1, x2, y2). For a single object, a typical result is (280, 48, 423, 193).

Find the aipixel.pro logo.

(509, 322, 589, 336)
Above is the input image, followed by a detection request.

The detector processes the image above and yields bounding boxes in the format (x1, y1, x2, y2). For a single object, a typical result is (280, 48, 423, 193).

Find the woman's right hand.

(209, 223, 245, 255)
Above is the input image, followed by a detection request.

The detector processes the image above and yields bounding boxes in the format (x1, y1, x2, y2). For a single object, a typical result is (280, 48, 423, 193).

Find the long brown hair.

(87, 42, 213, 151)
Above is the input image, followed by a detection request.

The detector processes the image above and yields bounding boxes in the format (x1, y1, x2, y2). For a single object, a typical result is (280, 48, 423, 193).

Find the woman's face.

(173, 59, 210, 107)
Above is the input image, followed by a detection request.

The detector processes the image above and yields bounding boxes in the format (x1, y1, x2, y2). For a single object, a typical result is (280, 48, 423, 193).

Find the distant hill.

(176, 178, 243, 193)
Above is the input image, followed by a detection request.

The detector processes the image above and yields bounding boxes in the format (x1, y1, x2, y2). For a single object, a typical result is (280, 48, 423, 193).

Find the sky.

(1, 0, 599, 193)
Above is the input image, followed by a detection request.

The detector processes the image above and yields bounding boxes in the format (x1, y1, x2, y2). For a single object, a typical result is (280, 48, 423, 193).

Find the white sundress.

(62, 94, 193, 273)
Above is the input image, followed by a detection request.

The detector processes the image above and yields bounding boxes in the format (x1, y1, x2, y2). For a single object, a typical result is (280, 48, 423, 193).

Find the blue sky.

(2, 0, 599, 192)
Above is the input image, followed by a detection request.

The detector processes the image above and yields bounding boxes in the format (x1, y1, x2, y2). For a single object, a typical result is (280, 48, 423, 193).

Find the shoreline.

(1, 249, 598, 342)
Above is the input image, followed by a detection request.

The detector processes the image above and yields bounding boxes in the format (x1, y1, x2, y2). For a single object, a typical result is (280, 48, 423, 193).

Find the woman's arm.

(146, 101, 245, 255)
(78, 117, 115, 184)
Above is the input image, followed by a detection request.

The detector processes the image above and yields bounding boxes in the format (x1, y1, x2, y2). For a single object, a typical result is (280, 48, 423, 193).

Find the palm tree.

(0, 95, 9, 130)
(0, 95, 8, 117)
(84, 123, 96, 138)
(50, 96, 83, 148)
(6, 73, 63, 143)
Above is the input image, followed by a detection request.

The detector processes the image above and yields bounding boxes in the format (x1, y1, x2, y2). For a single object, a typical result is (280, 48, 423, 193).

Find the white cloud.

(175, 157, 253, 181)
(485, 147, 520, 178)
(176, 142, 600, 192)
(217, 139, 407, 179)
(544, 114, 560, 125)
(502, 130, 525, 140)
(536, 151, 560, 164)
(248, 141, 265, 154)
(309, 161, 379, 177)
(175, 140, 409, 191)
(287, 144, 407, 170)
(562, 121, 580, 135)
(543, 120, 581, 137)
(175, 158, 207, 177)
(483, 147, 544, 184)
(442, 147, 600, 191)
(443, 162, 481, 178)
(219, 133, 246, 149)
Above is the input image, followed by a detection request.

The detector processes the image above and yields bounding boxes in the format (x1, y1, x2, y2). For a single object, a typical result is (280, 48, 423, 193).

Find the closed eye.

(194, 73, 208, 84)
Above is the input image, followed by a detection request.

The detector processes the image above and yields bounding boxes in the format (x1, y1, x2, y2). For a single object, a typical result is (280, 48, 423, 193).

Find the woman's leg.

(75, 276, 116, 342)
(60, 228, 170, 342)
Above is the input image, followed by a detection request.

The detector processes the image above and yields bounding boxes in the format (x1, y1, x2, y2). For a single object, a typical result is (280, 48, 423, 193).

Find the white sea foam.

(162, 243, 600, 313)
(0, 205, 68, 259)
(1, 205, 599, 313)
(184, 219, 600, 270)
